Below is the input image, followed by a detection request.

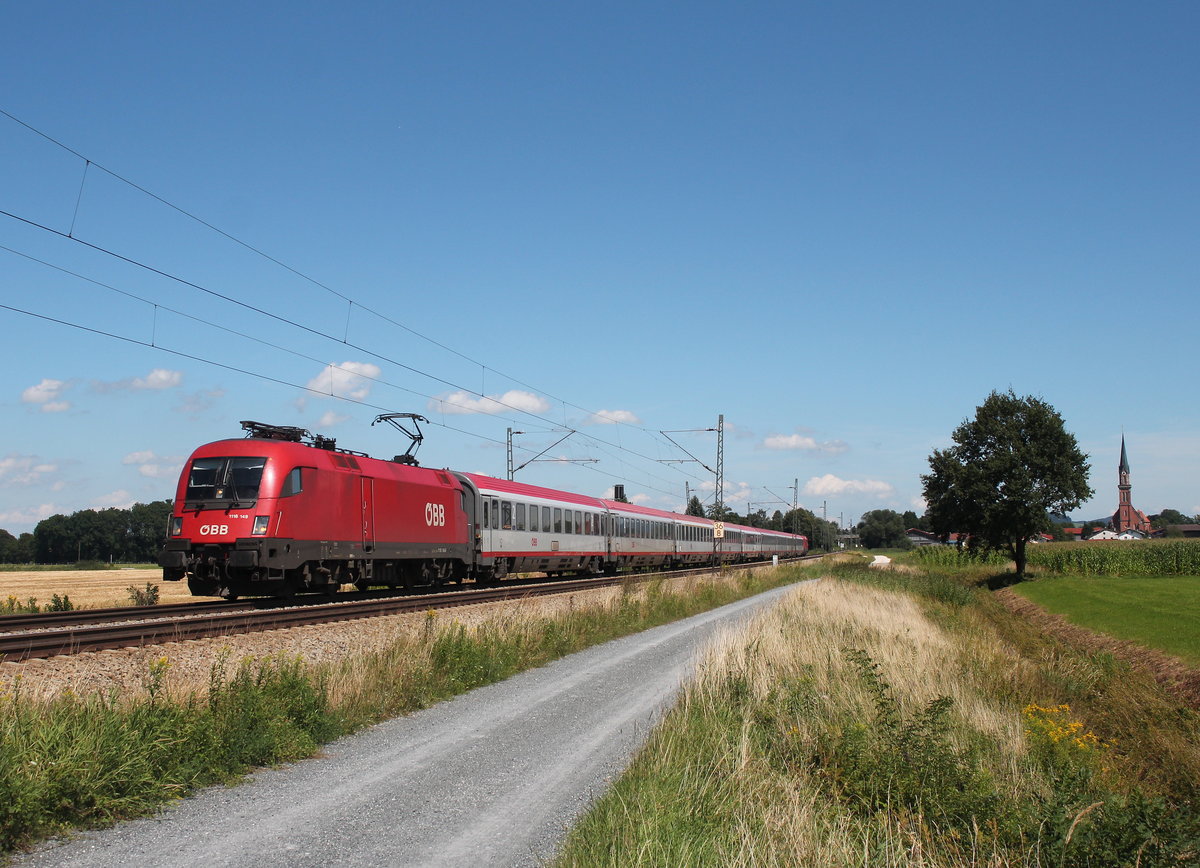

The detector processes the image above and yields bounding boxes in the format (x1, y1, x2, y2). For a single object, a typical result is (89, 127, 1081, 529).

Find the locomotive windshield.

(185, 456, 267, 507)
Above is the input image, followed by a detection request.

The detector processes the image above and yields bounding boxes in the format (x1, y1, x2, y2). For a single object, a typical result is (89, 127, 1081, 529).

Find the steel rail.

(0, 556, 818, 663)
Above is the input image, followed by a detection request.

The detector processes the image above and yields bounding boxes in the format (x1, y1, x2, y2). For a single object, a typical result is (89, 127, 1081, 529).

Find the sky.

(1, 1, 1197, 535)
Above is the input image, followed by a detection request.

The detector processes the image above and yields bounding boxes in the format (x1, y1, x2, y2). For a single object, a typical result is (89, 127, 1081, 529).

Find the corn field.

(903, 545, 1010, 567)
(1027, 540, 1200, 576)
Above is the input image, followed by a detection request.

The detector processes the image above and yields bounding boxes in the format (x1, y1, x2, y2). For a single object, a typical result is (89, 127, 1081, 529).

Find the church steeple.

(1118, 434, 1131, 505)
(1112, 434, 1149, 534)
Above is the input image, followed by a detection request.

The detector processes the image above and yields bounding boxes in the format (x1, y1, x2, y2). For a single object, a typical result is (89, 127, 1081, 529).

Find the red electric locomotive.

(159, 421, 474, 598)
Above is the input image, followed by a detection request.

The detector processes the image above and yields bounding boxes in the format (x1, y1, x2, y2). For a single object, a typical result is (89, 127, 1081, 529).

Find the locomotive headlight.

(169, 516, 183, 537)
(252, 515, 270, 535)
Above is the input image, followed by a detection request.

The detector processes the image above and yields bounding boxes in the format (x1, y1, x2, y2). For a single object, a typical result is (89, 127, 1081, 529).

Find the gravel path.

(14, 582, 805, 868)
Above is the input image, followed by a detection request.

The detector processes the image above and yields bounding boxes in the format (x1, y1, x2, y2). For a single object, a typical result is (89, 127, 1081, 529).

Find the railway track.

(0, 557, 818, 663)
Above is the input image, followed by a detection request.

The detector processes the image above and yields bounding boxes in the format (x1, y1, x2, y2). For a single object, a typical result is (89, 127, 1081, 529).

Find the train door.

(361, 477, 375, 550)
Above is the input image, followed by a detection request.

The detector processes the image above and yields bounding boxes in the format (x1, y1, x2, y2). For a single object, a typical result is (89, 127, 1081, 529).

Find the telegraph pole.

(506, 428, 525, 480)
(789, 478, 798, 535)
(714, 414, 724, 563)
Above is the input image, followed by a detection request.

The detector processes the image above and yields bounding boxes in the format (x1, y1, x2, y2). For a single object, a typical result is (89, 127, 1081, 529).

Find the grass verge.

(555, 559, 1200, 867)
(0, 566, 799, 854)
(1012, 575, 1200, 666)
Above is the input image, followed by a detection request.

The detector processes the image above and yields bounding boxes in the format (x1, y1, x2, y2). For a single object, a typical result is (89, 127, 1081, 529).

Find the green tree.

(128, 501, 174, 561)
(685, 495, 705, 517)
(921, 390, 1092, 579)
(1151, 508, 1190, 530)
(857, 509, 910, 549)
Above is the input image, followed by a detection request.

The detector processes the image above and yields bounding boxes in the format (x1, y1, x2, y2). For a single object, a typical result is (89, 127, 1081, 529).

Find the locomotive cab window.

(185, 456, 267, 507)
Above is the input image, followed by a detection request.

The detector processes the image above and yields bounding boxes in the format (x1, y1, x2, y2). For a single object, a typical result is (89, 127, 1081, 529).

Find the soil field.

(0, 568, 212, 609)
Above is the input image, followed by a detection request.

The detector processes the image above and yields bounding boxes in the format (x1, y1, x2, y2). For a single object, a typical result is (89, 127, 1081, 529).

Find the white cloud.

(122, 450, 183, 480)
(0, 455, 59, 487)
(316, 411, 349, 428)
(588, 409, 641, 425)
(762, 433, 849, 455)
(0, 503, 57, 527)
(21, 378, 72, 411)
(911, 496, 928, 511)
(628, 493, 653, 505)
(131, 368, 183, 390)
(305, 361, 382, 401)
(687, 480, 753, 505)
(92, 490, 134, 509)
(802, 474, 894, 498)
(430, 389, 550, 416)
(177, 388, 225, 415)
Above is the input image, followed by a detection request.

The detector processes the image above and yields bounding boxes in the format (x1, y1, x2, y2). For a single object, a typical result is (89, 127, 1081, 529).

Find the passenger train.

(158, 421, 808, 598)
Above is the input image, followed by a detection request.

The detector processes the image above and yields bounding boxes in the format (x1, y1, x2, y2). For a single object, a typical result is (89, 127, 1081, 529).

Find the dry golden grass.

(558, 578, 1037, 866)
(0, 568, 206, 608)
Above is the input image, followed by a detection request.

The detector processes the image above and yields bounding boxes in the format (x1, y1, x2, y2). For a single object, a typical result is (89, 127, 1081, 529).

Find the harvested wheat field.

(0, 568, 210, 609)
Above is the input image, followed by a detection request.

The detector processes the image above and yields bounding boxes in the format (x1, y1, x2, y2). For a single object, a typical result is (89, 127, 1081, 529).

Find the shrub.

(126, 583, 160, 606)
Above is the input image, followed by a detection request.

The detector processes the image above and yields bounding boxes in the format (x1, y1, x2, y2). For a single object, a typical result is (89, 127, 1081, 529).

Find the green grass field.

(1013, 575, 1200, 666)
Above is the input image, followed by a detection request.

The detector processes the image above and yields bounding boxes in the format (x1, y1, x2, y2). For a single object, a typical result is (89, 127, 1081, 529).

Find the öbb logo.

(199, 524, 230, 536)
(424, 503, 445, 527)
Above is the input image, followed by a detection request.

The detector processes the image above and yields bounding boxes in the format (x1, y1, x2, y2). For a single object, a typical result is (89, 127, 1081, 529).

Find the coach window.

(553, 508, 562, 533)
(542, 506, 551, 532)
(584, 513, 592, 535)
(575, 511, 582, 534)
(482, 500, 489, 529)
(501, 501, 513, 530)
(515, 503, 526, 532)
(564, 510, 573, 534)
(528, 504, 538, 532)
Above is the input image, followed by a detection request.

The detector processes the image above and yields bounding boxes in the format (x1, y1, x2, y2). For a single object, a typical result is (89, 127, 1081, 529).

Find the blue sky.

(2, 1, 1197, 534)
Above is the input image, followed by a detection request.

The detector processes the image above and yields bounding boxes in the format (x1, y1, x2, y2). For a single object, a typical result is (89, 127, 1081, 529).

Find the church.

(1109, 435, 1151, 536)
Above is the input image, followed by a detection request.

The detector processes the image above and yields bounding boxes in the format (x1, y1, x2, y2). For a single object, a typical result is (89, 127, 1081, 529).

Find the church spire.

(1119, 434, 1130, 474)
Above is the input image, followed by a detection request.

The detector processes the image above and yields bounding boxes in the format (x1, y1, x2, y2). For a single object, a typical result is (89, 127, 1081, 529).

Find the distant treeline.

(0, 501, 173, 565)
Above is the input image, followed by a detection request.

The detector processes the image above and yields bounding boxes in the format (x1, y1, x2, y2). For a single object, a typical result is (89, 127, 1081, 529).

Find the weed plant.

(0, 595, 73, 615)
(0, 567, 799, 853)
(126, 583, 161, 606)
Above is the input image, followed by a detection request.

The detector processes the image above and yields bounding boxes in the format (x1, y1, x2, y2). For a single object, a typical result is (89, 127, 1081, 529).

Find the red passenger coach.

(159, 422, 471, 598)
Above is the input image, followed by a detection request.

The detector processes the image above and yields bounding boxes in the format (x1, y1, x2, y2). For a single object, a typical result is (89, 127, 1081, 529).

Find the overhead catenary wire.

(0, 106, 669, 441)
(0, 211, 705, 488)
(0, 108, 727, 496)
(0, 300, 697, 502)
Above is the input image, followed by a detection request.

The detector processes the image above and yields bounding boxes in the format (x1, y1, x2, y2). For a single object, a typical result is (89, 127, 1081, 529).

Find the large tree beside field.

(921, 390, 1092, 579)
